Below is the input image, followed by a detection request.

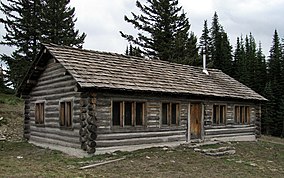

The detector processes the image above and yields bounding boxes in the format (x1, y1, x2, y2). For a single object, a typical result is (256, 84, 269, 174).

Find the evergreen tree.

(199, 20, 211, 67)
(233, 36, 246, 81)
(0, 0, 86, 89)
(262, 82, 276, 135)
(125, 44, 142, 57)
(265, 30, 284, 136)
(277, 96, 284, 137)
(120, 0, 198, 63)
(254, 42, 267, 95)
(41, 0, 86, 48)
(0, 64, 4, 91)
(209, 12, 233, 76)
(268, 30, 282, 100)
(233, 33, 266, 95)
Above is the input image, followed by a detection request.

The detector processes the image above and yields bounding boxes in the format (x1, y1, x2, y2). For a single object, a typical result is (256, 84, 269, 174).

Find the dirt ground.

(0, 94, 23, 141)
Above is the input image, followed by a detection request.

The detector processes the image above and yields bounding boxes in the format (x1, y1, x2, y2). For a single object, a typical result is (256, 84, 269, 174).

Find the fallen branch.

(79, 157, 126, 170)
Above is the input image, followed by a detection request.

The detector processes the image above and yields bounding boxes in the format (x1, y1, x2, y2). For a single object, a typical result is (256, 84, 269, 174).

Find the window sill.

(59, 126, 74, 131)
(35, 124, 45, 127)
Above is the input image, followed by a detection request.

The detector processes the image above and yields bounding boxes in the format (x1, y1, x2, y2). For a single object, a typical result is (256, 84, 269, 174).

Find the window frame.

(161, 102, 180, 126)
(234, 105, 250, 124)
(212, 104, 227, 125)
(59, 100, 73, 129)
(112, 101, 145, 127)
(35, 101, 45, 125)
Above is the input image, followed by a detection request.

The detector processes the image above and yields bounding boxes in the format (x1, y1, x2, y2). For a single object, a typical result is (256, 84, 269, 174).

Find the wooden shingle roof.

(19, 43, 267, 101)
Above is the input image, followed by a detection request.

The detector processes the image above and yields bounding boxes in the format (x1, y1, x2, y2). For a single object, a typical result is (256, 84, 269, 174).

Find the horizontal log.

(30, 131, 80, 145)
(31, 91, 81, 101)
(205, 126, 255, 135)
(34, 77, 76, 92)
(96, 134, 185, 147)
(31, 85, 76, 97)
(97, 126, 186, 134)
(30, 135, 81, 149)
(38, 64, 66, 79)
(96, 130, 185, 141)
(30, 125, 79, 135)
(204, 132, 255, 139)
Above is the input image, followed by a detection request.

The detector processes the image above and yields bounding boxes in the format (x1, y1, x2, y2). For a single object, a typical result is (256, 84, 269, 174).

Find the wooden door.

(190, 103, 202, 139)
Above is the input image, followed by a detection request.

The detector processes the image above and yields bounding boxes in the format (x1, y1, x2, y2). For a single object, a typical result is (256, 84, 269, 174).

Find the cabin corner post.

(255, 104, 262, 138)
(22, 94, 31, 140)
(79, 92, 97, 154)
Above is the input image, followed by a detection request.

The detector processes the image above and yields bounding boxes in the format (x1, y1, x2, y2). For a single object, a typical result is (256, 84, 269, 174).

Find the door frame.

(187, 102, 204, 142)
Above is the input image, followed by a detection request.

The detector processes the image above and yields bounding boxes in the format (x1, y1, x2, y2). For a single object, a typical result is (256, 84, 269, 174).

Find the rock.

(205, 150, 236, 156)
(17, 156, 23, 159)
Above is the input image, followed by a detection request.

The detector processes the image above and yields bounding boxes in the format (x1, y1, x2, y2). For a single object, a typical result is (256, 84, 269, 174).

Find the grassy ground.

(0, 93, 283, 177)
(0, 140, 283, 177)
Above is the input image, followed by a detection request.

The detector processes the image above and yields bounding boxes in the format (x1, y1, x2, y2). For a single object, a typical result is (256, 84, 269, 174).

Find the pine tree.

(125, 44, 142, 57)
(266, 30, 284, 136)
(262, 82, 276, 135)
(0, 64, 4, 91)
(41, 0, 86, 48)
(120, 0, 198, 63)
(277, 96, 284, 137)
(0, 0, 43, 61)
(268, 30, 282, 100)
(0, 0, 86, 89)
(209, 12, 233, 76)
(254, 42, 267, 95)
(233, 36, 245, 80)
(233, 33, 266, 96)
(199, 20, 211, 67)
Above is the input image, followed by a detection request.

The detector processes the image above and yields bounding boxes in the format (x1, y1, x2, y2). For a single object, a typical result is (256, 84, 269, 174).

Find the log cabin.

(17, 43, 266, 155)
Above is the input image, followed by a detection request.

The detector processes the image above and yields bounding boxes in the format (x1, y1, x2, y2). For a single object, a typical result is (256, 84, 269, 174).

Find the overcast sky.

(1, 0, 284, 60)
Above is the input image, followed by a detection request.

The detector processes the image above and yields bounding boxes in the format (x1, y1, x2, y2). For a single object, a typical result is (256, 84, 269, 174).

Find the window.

(35, 102, 44, 124)
(60, 101, 72, 128)
(213, 105, 226, 125)
(161, 103, 180, 126)
(112, 101, 145, 127)
(235, 106, 250, 124)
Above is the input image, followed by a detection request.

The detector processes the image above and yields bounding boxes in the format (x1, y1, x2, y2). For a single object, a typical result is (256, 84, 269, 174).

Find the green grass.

(0, 140, 283, 177)
(0, 93, 22, 105)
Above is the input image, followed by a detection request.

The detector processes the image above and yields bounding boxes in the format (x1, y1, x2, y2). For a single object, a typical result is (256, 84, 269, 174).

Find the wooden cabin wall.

(94, 92, 187, 149)
(203, 101, 258, 141)
(27, 58, 81, 148)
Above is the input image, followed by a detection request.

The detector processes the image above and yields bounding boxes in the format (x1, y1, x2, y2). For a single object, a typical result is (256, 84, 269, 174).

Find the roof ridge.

(42, 43, 210, 71)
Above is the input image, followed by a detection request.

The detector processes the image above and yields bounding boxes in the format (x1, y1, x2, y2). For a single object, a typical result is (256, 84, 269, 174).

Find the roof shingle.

(43, 43, 266, 101)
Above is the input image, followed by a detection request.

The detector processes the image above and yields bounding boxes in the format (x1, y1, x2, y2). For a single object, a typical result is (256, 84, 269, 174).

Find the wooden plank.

(190, 103, 201, 139)
(79, 158, 126, 170)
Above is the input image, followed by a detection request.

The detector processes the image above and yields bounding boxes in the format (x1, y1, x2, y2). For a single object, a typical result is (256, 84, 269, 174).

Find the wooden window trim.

(212, 104, 226, 125)
(161, 102, 180, 126)
(35, 102, 45, 125)
(112, 101, 145, 127)
(234, 105, 250, 125)
(59, 101, 73, 129)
